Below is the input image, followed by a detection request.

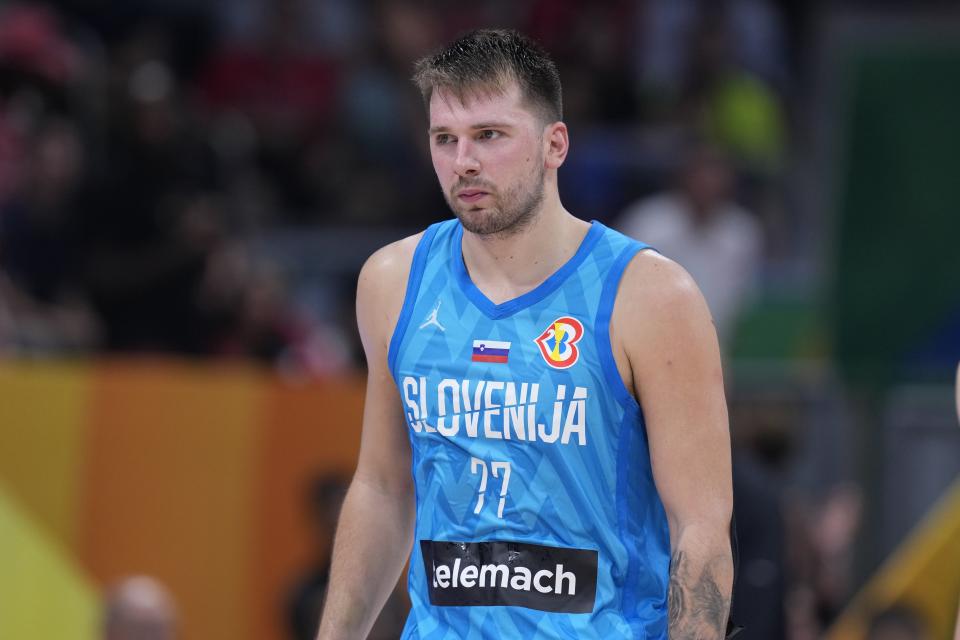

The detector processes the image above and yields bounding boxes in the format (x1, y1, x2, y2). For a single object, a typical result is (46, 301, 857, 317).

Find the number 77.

(470, 458, 512, 518)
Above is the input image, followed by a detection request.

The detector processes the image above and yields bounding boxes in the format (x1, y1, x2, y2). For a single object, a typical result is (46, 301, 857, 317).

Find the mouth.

(457, 189, 489, 203)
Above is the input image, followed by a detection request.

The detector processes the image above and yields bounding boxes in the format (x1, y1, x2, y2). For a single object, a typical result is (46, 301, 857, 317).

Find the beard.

(445, 163, 546, 238)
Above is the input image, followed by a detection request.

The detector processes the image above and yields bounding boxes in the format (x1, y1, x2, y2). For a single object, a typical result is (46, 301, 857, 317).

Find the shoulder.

(609, 250, 722, 407)
(611, 249, 714, 351)
(620, 249, 705, 312)
(356, 231, 426, 351)
(358, 231, 424, 292)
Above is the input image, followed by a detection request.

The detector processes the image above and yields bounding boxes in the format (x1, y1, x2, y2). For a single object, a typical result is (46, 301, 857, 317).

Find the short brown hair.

(412, 29, 562, 123)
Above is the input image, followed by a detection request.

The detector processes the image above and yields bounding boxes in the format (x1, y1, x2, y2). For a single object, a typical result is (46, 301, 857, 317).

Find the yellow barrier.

(0, 358, 366, 640)
(827, 477, 960, 639)
(0, 361, 90, 550)
(0, 482, 99, 640)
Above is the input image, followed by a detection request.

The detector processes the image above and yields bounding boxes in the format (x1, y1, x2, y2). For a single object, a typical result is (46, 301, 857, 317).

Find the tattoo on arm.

(668, 551, 731, 639)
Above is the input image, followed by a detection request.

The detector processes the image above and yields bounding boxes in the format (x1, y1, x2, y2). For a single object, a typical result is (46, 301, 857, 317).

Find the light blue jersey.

(389, 219, 670, 639)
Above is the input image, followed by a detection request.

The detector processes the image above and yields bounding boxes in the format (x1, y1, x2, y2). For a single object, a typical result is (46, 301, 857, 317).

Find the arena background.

(0, 1, 958, 639)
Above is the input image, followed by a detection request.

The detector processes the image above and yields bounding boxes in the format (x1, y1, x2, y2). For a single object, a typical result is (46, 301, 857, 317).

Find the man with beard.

(318, 30, 734, 640)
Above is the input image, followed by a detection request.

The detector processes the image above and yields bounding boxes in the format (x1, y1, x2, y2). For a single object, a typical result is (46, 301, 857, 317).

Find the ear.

(543, 121, 569, 170)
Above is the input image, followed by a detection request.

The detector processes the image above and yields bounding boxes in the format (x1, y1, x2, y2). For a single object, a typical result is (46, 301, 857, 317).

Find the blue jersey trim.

(595, 242, 651, 416)
(615, 411, 640, 631)
(452, 220, 605, 320)
(388, 222, 443, 382)
(404, 422, 423, 637)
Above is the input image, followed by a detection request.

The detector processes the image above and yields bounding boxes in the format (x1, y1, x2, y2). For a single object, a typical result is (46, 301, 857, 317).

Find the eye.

(434, 133, 454, 146)
(477, 130, 501, 141)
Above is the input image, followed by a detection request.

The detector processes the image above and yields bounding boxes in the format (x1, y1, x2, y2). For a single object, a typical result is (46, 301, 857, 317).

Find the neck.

(459, 187, 591, 302)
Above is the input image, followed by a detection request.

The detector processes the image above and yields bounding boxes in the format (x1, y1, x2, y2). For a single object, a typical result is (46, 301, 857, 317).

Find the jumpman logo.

(419, 299, 446, 332)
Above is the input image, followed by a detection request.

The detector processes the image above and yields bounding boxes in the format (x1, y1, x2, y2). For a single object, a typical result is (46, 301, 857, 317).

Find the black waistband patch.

(419, 539, 598, 613)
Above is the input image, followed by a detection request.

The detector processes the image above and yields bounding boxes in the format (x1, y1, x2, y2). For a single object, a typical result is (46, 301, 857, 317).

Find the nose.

(453, 139, 480, 177)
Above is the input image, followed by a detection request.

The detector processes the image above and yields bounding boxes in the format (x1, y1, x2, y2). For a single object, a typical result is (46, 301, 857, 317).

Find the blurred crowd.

(0, 0, 801, 375)
(5, 1, 926, 639)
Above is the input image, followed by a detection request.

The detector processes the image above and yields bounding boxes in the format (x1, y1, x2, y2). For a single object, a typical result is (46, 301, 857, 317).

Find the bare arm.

(614, 253, 734, 639)
(316, 236, 421, 640)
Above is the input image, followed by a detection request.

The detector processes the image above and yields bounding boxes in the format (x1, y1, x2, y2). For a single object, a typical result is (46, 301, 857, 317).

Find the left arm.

(614, 252, 734, 638)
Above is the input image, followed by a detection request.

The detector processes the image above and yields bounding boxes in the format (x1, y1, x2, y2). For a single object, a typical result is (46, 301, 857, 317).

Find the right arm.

(316, 235, 422, 640)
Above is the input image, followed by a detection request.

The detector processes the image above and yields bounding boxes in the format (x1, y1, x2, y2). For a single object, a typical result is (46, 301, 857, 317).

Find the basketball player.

(317, 30, 734, 639)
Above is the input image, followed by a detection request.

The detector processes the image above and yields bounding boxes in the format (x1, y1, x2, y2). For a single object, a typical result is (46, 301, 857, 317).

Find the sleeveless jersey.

(389, 219, 670, 639)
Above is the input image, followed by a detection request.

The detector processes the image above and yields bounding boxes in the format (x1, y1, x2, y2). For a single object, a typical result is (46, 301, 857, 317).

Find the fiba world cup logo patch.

(535, 316, 584, 369)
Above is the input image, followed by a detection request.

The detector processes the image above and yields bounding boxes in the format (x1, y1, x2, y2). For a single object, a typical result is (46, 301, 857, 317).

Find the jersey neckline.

(452, 219, 605, 320)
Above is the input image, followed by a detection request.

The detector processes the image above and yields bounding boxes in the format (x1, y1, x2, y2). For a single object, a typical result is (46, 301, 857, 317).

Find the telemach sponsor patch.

(420, 539, 598, 613)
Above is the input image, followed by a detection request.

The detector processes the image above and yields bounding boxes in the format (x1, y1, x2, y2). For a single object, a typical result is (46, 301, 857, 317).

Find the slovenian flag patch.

(472, 340, 511, 364)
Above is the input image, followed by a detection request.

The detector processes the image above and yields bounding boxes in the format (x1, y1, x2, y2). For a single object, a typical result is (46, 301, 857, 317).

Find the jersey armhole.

(387, 223, 442, 383)
(594, 243, 654, 416)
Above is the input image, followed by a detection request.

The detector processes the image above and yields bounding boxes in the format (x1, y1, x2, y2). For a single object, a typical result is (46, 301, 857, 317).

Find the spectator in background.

(680, 6, 787, 174)
(104, 576, 178, 640)
(787, 483, 863, 638)
(197, 0, 343, 220)
(524, 0, 638, 126)
(79, 40, 235, 354)
(637, 0, 790, 104)
(202, 254, 355, 376)
(287, 474, 408, 640)
(331, 0, 441, 226)
(0, 4, 95, 355)
(213, 0, 365, 58)
(730, 450, 788, 639)
(0, 3, 88, 213)
(287, 474, 348, 640)
(198, 0, 341, 128)
(727, 386, 803, 639)
(616, 142, 762, 348)
(0, 3, 84, 89)
(0, 118, 101, 353)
